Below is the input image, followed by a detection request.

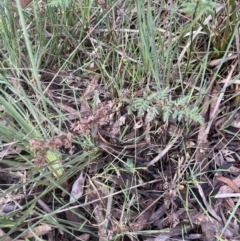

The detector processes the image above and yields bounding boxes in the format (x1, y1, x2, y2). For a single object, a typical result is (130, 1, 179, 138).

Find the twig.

(147, 130, 182, 167)
(37, 199, 64, 235)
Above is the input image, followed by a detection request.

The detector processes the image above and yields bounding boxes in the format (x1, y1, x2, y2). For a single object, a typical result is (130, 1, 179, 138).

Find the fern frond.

(181, 0, 218, 16)
(125, 87, 202, 124)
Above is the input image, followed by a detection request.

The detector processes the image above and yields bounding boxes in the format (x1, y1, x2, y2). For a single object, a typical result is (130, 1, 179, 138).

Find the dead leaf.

(206, 62, 237, 133)
(134, 119, 143, 129)
(76, 234, 91, 241)
(83, 75, 100, 100)
(55, 103, 81, 120)
(21, 223, 52, 238)
(65, 208, 88, 226)
(208, 54, 237, 67)
(191, 212, 233, 240)
(131, 200, 156, 231)
(146, 233, 171, 241)
(195, 182, 221, 222)
(215, 175, 240, 193)
(195, 90, 210, 170)
(85, 178, 111, 239)
(231, 111, 240, 128)
(70, 172, 85, 203)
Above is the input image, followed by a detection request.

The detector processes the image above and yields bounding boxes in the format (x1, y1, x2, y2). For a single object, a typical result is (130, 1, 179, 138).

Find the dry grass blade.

(195, 182, 221, 222)
(178, 4, 225, 63)
(206, 61, 238, 134)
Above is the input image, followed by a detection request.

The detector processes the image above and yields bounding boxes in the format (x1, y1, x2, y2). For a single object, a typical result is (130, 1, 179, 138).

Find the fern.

(162, 105, 172, 122)
(181, 0, 218, 16)
(146, 107, 159, 123)
(126, 88, 202, 124)
(135, 98, 150, 117)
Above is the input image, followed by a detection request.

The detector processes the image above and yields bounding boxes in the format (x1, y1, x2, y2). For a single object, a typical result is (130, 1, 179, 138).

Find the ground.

(0, 0, 240, 241)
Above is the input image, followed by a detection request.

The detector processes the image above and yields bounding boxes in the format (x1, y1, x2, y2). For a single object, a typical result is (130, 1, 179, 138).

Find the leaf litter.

(2, 1, 240, 241)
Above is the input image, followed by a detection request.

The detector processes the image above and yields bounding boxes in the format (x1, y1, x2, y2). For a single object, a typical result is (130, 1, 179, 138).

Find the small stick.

(147, 130, 182, 167)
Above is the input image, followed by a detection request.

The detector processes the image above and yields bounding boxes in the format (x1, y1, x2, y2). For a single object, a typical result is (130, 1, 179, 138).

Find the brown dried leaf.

(231, 111, 240, 128)
(149, 204, 168, 223)
(145, 233, 171, 241)
(76, 234, 91, 241)
(70, 172, 85, 203)
(195, 86, 210, 165)
(65, 208, 87, 224)
(209, 86, 220, 120)
(55, 103, 80, 120)
(216, 176, 240, 193)
(21, 223, 52, 238)
(191, 212, 233, 240)
(85, 179, 110, 238)
(143, 117, 151, 144)
(83, 75, 100, 100)
(131, 200, 156, 231)
(207, 62, 238, 134)
(147, 130, 182, 167)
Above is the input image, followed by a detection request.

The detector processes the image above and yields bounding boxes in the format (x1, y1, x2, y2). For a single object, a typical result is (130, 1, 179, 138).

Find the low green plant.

(124, 87, 202, 123)
(181, 0, 218, 16)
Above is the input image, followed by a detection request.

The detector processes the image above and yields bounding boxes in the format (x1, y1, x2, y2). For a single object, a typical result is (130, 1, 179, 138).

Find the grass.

(0, 0, 240, 240)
